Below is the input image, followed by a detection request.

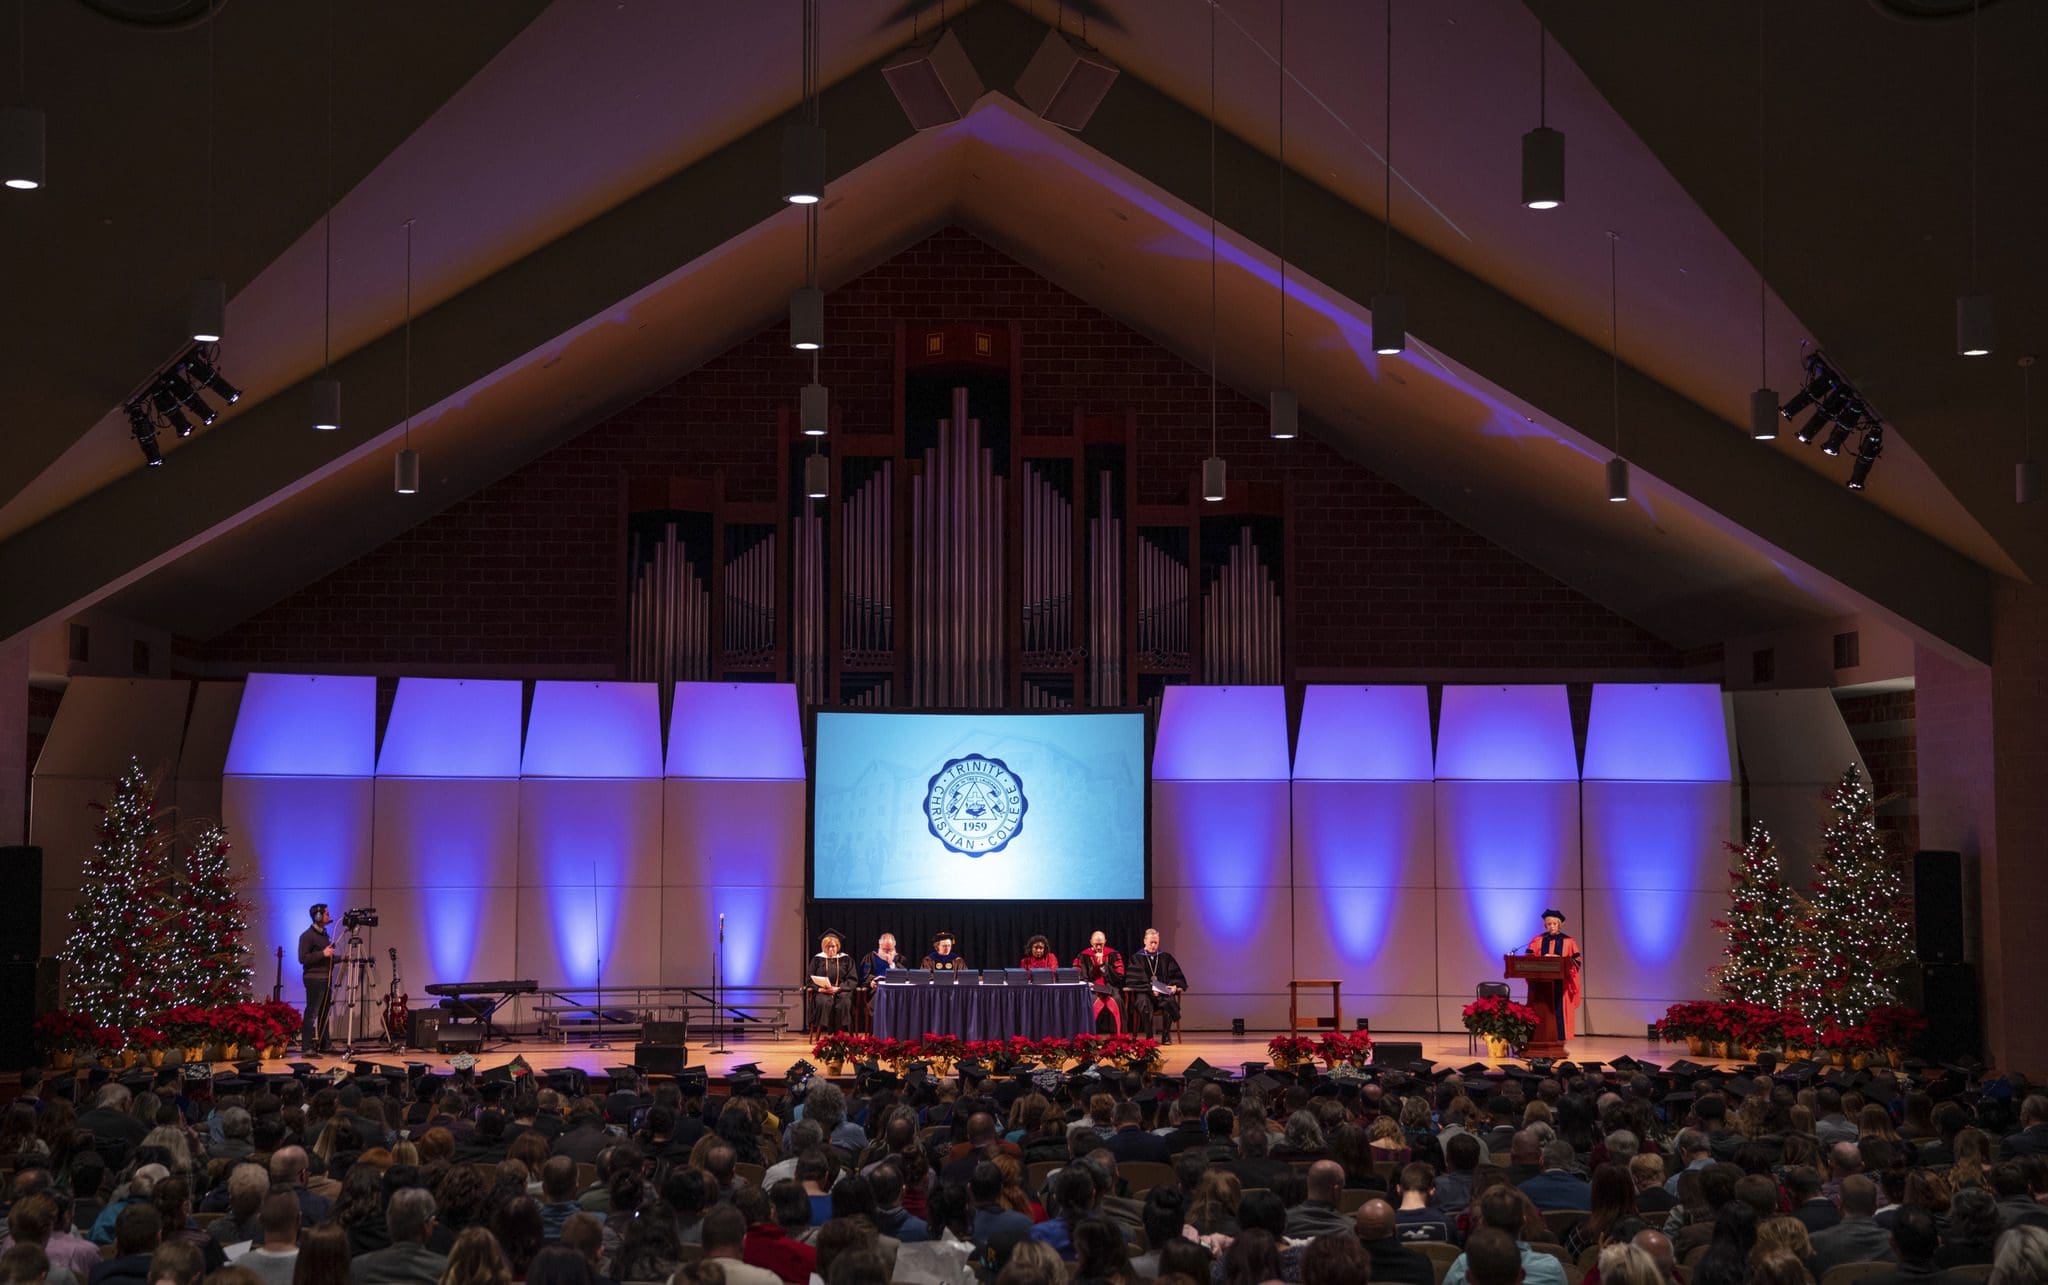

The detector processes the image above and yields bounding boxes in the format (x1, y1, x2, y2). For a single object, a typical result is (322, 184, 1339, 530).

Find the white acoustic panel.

(378, 679, 524, 778)
(1433, 781, 1580, 890)
(1433, 885, 1584, 1008)
(30, 777, 134, 891)
(1291, 885, 1439, 995)
(666, 683, 806, 779)
(516, 779, 662, 888)
(1349, 996, 1440, 1033)
(1152, 686, 1290, 781)
(522, 681, 663, 778)
(662, 779, 805, 888)
(1150, 881, 1293, 994)
(1292, 782, 1434, 888)
(33, 678, 192, 778)
(223, 776, 375, 889)
(514, 884, 663, 991)
(1583, 684, 1732, 782)
(224, 674, 376, 777)
(659, 885, 806, 990)
(1436, 685, 1577, 781)
(1151, 781, 1290, 888)
(178, 682, 246, 780)
(373, 779, 519, 889)
(1294, 686, 1434, 782)
(372, 887, 519, 992)
(1580, 888, 1729, 1003)
(1180, 992, 1292, 1031)
(1582, 782, 1734, 892)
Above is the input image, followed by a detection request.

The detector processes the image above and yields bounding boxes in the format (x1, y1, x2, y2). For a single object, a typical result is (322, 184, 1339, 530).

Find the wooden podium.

(1503, 954, 1571, 1059)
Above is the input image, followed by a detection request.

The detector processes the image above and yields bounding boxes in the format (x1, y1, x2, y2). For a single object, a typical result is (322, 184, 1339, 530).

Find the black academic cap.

(1458, 1063, 1493, 1079)
(603, 1066, 641, 1085)
(1238, 1061, 1269, 1080)
(1667, 1060, 1712, 1079)
(476, 1080, 514, 1104)
(1577, 1060, 1608, 1076)
(1152, 1075, 1186, 1094)
(678, 1066, 710, 1091)
(180, 1063, 212, 1083)
(1663, 1091, 1698, 1113)
(116, 1070, 153, 1093)
(1310, 1078, 1340, 1099)
(481, 1063, 516, 1084)
(1722, 1076, 1758, 1100)
(957, 1060, 990, 1085)
(286, 1062, 318, 1078)
(730, 1072, 764, 1097)
(904, 1062, 933, 1088)
(84, 1066, 111, 1087)
(542, 1068, 584, 1095)
(727, 1062, 763, 1079)
(858, 1067, 900, 1093)
(1007, 1064, 1040, 1084)
(1183, 1058, 1219, 1080)
(351, 1061, 380, 1079)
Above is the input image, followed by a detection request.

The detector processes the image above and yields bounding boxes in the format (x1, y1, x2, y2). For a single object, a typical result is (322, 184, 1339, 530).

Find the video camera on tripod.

(341, 907, 379, 933)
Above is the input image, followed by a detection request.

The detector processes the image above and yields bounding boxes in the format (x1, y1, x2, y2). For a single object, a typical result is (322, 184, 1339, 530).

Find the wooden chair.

(1681, 1245, 1709, 1271)
(1120, 1161, 1176, 1194)
(733, 1162, 766, 1187)
(1820, 1266, 1895, 1285)
(575, 1162, 596, 1191)
(1415, 1241, 1462, 1285)
(1338, 1188, 1373, 1213)
(194, 1212, 223, 1229)
(1542, 1209, 1590, 1244)
(1575, 1243, 1603, 1271)
(1026, 1160, 1060, 1191)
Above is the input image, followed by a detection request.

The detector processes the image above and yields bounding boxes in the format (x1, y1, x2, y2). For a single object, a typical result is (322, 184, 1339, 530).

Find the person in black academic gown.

(922, 931, 968, 970)
(808, 931, 857, 1032)
(1126, 927, 1189, 1042)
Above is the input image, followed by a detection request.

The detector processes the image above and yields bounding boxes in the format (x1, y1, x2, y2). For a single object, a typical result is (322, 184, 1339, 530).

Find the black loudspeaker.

(634, 1042, 689, 1075)
(1373, 1041, 1424, 1066)
(645, 1020, 689, 1046)
(1917, 963, 1981, 1062)
(0, 847, 42, 962)
(0, 961, 35, 1067)
(435, 1025, 484, 1054)
(408, 1010, 447, 1047)
(1914, 850, 1966, 964)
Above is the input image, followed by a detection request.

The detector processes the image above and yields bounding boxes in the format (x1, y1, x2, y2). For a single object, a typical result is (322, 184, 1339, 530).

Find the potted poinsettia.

(1818, 1019, 1879, 1069)
(31, 1010, 94, 1069)
(1462, 996, 1539, 1059)
(1265, 1033, 1315, 1070)
(1316, 1030, 1374, 1069)
(1864, 1007, 1927, 1067)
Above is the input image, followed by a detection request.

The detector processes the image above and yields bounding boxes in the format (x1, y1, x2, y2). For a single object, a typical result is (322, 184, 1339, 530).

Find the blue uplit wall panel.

(224, 674, 376, 777)
(666, 683, 806, 779)
(660, 885, 802, 988)
(514, 883, 662, 992)
(224, 776, 375, 890)
(521, 682, 663, 779)
(1152, 781, 1290, 889)
(1292, 782, 1433, 888)
(373, 886, 517, 995)
(372, 778, 518, 889)
(1292, 884, 1437, 992)
(1583, 684, 1732, 782)
(1582, 781, 1733, 892)
(517, 779, 663, 889)
(663, 779, 804, 888)
(245, 885, 371, 1008)
(1435, 685, 1578, 781)
(1433, 781, 1579, 890)
(377, 679, 524, 778)
(1581, 887, 1728, 1019)
(1433, 886, 1585, 1029)
(1293, 686, 1433, 781)
(1152, 686, 1290, 781)
(1151, 880, 1294, 1029)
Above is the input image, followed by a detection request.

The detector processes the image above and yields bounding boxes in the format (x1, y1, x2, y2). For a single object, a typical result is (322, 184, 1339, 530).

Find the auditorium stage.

(259, 1032, 1726, 1081)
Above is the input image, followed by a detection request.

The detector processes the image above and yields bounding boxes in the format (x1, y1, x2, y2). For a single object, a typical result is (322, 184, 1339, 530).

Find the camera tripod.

(330, 932, 390, 1057)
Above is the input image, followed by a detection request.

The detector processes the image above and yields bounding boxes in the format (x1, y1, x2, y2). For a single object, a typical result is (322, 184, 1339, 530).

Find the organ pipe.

(1200, 527, 1283, 684)
(627, 522, 712, 685)
(910, 387, 1004, 707)
(1088, 469, 1121, 705)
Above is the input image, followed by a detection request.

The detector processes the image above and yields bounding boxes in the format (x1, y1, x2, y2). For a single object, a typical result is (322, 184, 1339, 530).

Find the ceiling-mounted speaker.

(1015, 29, 1119, 131)
(881, 27, 984, 130)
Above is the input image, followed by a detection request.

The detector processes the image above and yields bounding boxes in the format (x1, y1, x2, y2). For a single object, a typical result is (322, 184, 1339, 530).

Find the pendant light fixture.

(1520, 19, 1563, 210)
(1749, 1, 1776, 441)
(311, 0, 340, 431)
(788, 0, 824, 350)
(1370, 0, 1404, 357)
(1200, 0, 1225, 501)
(781, 0, 823, 203)
(1, 0, 44, 191)
(1606, 230, 1629, 504)
(393, 219, 419, 496)
(1956, 0, 1992, 357)
(2020, 356, 2040, 505)
(803, 449, 830, 500)
(1268, 0, 1297, 441)
(188, 1, 225, 344)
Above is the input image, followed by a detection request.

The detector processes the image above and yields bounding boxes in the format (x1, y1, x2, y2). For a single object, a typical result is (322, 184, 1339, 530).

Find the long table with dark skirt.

(870, 979, 1093, 1040)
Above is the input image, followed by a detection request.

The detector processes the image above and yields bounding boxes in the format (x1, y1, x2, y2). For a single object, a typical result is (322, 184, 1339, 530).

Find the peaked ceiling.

(0, 0, 2025, 661)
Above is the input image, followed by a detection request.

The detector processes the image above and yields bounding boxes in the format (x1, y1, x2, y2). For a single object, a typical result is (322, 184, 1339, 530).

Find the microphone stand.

(588, 862, 610, 1050)
(708, 911, 727, 1054)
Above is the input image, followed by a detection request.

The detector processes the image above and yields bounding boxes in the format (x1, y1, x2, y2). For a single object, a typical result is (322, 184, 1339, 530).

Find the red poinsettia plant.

(1462, 996, 1540, 1047)
(810, 1031, 1162, 1071)
(31, 1010, 96, 1053)
(1316, 1030, 1375, 1067)
(1863, 1006, 1927, 1050)
(1817, 1019, 1879, 1053)
(1266, 1034, 1316, 1063)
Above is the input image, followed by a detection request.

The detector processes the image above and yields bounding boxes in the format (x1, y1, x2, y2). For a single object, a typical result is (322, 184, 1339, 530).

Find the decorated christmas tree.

(1803, 765, 1916, 1026)
(58, 759, 181, 1032)
(170, 822, 254, 1009)
(1710, 822, 1807, 1010)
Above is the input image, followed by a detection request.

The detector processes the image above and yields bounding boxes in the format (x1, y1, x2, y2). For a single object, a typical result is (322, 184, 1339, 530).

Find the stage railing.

(529, 984, 799, 1043)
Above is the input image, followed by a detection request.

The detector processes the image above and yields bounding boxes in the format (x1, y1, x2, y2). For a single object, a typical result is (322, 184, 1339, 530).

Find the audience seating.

(1542, 1208, 1590, 1242)
(1820, 1265, 1894, 1285)
(1119, 1160, 1175, 1193)
(733, 1162, 765, 1187)
(1414, 1240, 1462, 1285)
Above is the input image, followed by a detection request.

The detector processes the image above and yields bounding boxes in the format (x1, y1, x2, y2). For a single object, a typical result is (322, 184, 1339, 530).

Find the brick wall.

(200, 228, 1685, 676)
(1836, 689, 1918, 854)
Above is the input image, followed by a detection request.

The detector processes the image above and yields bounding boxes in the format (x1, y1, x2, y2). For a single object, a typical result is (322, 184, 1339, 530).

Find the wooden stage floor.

(264, 1032, 1722, 1080)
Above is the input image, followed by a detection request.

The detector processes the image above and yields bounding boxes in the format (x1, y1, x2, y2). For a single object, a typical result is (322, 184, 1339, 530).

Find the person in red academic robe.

(1074, 931, 1125, 1034)
(1523, 908, 1583, 1040)
(1020, 935, 1059, 971)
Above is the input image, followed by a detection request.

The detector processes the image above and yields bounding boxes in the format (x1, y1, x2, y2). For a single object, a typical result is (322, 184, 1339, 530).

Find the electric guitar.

(381, 947, 411, 1046)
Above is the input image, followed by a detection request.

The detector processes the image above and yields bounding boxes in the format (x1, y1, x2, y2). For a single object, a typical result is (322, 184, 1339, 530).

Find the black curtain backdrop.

(804, 900, 1153, 973)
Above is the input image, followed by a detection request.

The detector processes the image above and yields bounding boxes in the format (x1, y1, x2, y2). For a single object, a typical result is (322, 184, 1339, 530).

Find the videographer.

(297, 903, 335, 1054)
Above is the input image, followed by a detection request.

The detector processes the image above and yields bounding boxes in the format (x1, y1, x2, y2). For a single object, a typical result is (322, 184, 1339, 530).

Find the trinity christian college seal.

(924, 753, 1028, 856)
